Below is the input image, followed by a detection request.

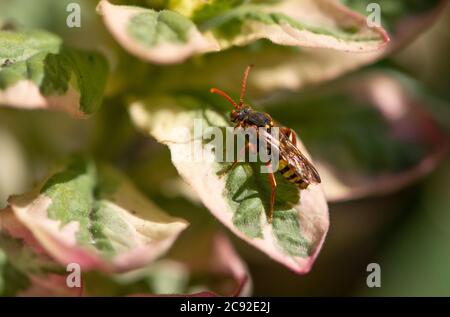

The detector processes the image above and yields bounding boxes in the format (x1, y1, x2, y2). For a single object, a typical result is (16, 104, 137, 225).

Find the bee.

(210, 65, 321, 223)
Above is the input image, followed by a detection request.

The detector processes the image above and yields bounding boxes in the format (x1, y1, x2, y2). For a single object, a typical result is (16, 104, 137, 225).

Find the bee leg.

(217, 160, 239, 178)
(217, 145, 245, 177)
(217, 142, 257, 178)
(281, 127, 297, 146)
(265, 161, 277, 224)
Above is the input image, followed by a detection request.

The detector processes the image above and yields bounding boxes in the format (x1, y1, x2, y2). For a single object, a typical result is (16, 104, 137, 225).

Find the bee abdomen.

(278, 160, 309, 189)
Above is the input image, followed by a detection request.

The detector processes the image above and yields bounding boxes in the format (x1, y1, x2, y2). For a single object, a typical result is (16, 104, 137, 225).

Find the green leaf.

(129, 93, 329, 274)
(6, 157, 189, 272)
(97, 0, 218, 64)
(0, 29, 109, 117)
(128, 10, 193, 45)
(1, 204, 246, 296)
(126, 0, 444, 96)
(84, 233, 251, 296)
(169, 0, 245, 24)
(0, 208, 76, 296)
(202, 1, 387, 52)
(98, 0, 388, 64)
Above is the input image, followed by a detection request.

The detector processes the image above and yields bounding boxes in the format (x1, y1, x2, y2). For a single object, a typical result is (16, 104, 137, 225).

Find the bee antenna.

(210, 88, 239, 109)
(239, 64, 254, 106)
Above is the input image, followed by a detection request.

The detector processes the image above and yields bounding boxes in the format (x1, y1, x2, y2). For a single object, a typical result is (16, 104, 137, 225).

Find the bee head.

(230, 107, 250, 123)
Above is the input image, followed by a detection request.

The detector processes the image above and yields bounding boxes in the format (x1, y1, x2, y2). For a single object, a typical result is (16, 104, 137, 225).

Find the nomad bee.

(210, 65, 321, 223)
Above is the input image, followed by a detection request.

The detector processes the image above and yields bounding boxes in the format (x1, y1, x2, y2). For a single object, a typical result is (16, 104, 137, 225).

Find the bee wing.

(262, 129, 321, 184)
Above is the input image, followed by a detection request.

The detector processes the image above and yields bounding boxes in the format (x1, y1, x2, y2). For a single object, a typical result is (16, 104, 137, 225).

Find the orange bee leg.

(265, 161, 277, 224)
(217, 142, 257, 178)
(217, 160, 239, 178)
(281, 127, 297, 147)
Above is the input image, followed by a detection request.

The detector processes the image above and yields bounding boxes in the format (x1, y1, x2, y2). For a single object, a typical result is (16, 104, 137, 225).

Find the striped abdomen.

(278, 160, 309, 189)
